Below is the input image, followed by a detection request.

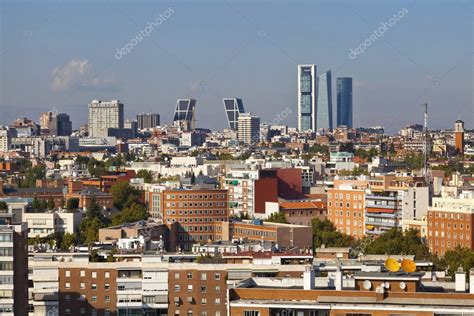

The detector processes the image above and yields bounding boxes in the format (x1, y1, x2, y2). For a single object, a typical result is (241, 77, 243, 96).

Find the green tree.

(110, 182, 141, 210)
(111, 203, 148, 226)
(66, 198, 80, 210)
(47, 196, 55, 210)
(20, 164, 47, 188)
(0, 201, 7, 212)
(266, 211, 288, 224)
(31, 196, 42, 212)
(311, 218, 354, 249)
(434, 246, 474, 279)
(137, 169, 153, 183)
(363, 228, 431, 260)
(61, 232, 76, 250)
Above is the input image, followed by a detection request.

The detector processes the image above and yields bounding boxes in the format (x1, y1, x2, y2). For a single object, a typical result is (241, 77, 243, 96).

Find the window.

(105, 310, 110, 316)
(92, 271, 97, 278)
(65, 308, 71, 315)
(175, 272, 180, 279)
(174, 285, 180, 292)
(105, 271, 110, 278)
(80, 307, 86, 314)
(105, 283, 110, 290)
(91, 284, 97, 290)
(215, 298, 221, 305)
(215, 285, 221, 292)
(201, 286, 207, 293)
(187, 284, 193, 291)
(65, 295, 71, 301)
(201, 298, 207, 305)
(65, 282, 71, 289)
(80, 283, 85, 289)
(92, 296, 97, 302)
(244, 312, 260, 316)
(214, 273, 220, 280)
(80, 270, 85, 277)
(105, 295, 110, 302)
(201, 273, 207, 280)
(65, 270, 70, 277)
(187, 272, 193, 279)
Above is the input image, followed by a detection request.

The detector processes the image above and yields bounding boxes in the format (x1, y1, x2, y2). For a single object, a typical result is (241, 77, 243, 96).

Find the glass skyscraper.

(173, 99, 196, 131)
(316, 70, 333, 130)
(298, 65, 317, 132)
(336, 77, 353, 128)
(223, 98, 245, 130)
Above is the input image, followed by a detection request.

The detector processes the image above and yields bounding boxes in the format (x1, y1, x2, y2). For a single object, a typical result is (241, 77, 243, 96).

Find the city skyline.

(0, 1, 472, 134)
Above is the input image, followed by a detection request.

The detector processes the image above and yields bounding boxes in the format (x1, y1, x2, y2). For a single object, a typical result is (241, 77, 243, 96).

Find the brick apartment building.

(427, 191, 474, 255)
(160, 189, 229, 251)
(327, 180, 367, 239)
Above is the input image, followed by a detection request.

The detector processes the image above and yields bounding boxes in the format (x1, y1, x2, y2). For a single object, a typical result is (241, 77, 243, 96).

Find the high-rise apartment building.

(0, 223, 28, 315)
(0, 127, 16, 152)
(137, 113, 160, 129)
(237, 113, 260, 144)
(173, 99, 196, 131)
(223, 98, 245, 130)
(327, 180, 367, 239)
(88, 100, 124, 138)
(336, 77, 353, 128)
(316, 70, 333, 130)
(298, 64, 318, 132)
(39, 111, 72, 136)
(427, 191, 474, 256)
(454, 119, 465, 154)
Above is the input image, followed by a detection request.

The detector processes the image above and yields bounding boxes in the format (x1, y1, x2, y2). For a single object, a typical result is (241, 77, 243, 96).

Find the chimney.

(455, 267, 466, 292)
(470, 268, 474, 294)
(334, 267, 343, 291)
(303, 266, 315, 290)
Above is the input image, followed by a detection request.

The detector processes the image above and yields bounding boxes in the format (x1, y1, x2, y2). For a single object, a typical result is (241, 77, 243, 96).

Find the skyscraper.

(316, 70, 333, 130)
(223, 98, 245, 130)
(237, 113, 260, 145)
(337, 77, 353, 128)
(137, 113, 160, 129)
(39, 111, 72, 136)
(173, 99, 196, 131)
(88, 100, 124, 138)
(298, 65, 318, 132)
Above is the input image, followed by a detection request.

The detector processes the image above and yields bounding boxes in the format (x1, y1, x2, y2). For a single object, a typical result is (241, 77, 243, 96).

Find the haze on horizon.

(0, 0, 472, 134)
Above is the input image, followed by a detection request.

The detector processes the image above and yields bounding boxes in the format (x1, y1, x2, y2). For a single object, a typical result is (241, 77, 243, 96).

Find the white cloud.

(51, 59, 117, 92)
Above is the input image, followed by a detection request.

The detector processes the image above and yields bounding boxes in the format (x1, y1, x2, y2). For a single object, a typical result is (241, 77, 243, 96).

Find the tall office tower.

(223, 98, 245, 130)
(137, 113, 160, 129)
(297, 64, 318, 132)
(173, 99, 196, 131)
(237, 113, 260, 144)
(40, 111, 72, 136)
(316, 70, 333, 130)
(336, 77, 353, 128)
(0, 222, 28, 315)
(88, 100, 124, 138)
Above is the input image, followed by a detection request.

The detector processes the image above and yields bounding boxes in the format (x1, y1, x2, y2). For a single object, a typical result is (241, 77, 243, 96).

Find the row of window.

(167, 218, 226, 224)
(174, 284, 221, 293)
(64, 270, 111, 278)
(329, 201, 364, 209)
(64, 294, 110, 302)
(429, 212, 470, 220)
(429, 230, 470, 240)
(328, 193, 363, 200)
(64, 282, 111, 290)
(174, 310, 222, 316)
(234, 228, 276, 238)
(167, 209, 227, 216)
(166, 194, 226, 200)
(329, 210, 364, 218)
(175, 272, 221, 280)
(64, 308, 110, 315)
(429, 222, 470, 230)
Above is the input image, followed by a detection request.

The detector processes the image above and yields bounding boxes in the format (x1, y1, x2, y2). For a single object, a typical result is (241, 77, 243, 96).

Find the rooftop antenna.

(422, 102, 429, 181)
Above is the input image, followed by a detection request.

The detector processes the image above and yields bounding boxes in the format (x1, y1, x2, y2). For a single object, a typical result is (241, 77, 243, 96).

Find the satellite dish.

(399, 281, 407, 290)
(401, 259, 416, 273)
(363, 280, 372, 290)
(385, 258, 400, 272)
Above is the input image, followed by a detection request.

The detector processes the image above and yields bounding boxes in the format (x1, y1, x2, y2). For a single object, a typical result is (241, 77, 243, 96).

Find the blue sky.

(0, 0, 472, 133)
